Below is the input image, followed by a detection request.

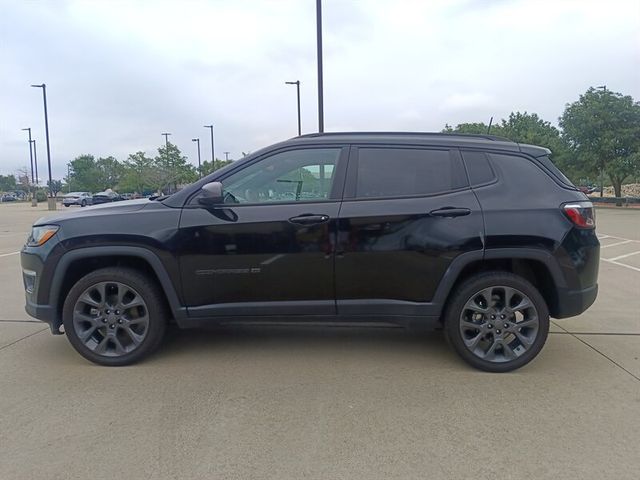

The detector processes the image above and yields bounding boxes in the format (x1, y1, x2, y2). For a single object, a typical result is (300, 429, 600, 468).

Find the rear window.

(536, 155, 576, 189)
(355, 148, 468, 198)
(461, 151, 496, 186)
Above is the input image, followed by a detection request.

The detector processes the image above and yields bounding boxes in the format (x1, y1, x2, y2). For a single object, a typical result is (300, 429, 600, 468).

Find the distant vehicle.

(63, 192, 93, 207)
(1, 193, 17, 202)
(92, 191, 123, 205)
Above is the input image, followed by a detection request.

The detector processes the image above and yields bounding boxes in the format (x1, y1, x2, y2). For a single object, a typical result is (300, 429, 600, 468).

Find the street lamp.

(161, 132, 171, 148)
(316, 0, 324, 133)
(31, 84, 54, 208)
(204, 125, 215, 162)
(67, 164, 71, 193)
(21, 128, 35, 184)
(596, 85, 607, 198)
(192, 138, 201, 178)
(285, 81, 302, 136)
(224, 151, 230, 161)
(31, 139, 39, 188)
(21, 128, 37, 206)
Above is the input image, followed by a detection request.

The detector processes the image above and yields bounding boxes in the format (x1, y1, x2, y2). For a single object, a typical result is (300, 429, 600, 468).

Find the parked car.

(21, 132, 599, 371)
(1, 193, 18, 202)
(62, 192, 93, 207)
(92, 190, 123, 205)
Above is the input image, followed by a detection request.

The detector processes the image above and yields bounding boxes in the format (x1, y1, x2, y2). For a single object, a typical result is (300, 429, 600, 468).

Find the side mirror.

(198, 181, 224, 206)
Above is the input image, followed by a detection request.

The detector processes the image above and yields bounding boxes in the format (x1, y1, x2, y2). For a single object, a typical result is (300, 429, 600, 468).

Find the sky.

(1, 0, 639, 181)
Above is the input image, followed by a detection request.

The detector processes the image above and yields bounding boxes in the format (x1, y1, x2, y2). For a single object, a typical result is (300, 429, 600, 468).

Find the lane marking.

(606, 250, 640, 262)
(0, 251, 19, 258)
(601, 240, 633, 249)
(601, 258, 640, 273)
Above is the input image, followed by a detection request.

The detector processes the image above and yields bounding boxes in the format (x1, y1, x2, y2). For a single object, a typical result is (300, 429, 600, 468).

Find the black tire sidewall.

(444, 272, 550, 373)
(62, 267, 167, 366)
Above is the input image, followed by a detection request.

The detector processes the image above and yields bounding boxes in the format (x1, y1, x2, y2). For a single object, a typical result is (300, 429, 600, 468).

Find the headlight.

(27, 225, 59, 247)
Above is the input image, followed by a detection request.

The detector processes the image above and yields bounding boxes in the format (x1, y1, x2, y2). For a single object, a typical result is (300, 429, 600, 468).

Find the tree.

(154, 143, 197, 193)
(560, 88, 640, 201)
(0, 174, 16, 192)
(200, 158, 233, 176)
(119, 151, 155, 194)
(69, 154, 100, 192)
(47, 179, 63, 197)
(95, 156, 123, 191)
(444, 112, 579, 180)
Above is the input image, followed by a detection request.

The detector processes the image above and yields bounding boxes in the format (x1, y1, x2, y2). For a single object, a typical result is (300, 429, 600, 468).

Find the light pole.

(597, 85, 607, 198)
(20, 128, 35, 183)
(31, 84, 54, 209)
(67, 164, 71, 193)
(316, 0, 324, 132)
(161, 133, 173, 193)
(31, 139, 39, 189)
(192, 138, 201, 178)
(204, 125, 215, 162)
(285, 81, 302, 136)
(224, 151, 230, 161)
(21, 128, 37, 206)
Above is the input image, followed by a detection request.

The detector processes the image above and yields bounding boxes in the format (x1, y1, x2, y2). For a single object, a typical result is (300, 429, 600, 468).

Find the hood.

(34, 198, 151, 226)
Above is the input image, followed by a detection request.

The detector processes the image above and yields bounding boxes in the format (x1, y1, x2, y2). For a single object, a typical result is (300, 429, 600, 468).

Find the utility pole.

(597, 85, 607, 198)
(224, 151, 230, 161)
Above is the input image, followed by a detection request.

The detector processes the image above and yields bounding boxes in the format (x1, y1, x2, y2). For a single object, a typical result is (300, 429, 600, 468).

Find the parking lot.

(0, 202, 638, 480)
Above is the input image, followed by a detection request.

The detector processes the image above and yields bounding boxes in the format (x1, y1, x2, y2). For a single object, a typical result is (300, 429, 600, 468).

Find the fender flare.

(430, 247, 566, 309)
(50, 246, 187, 323)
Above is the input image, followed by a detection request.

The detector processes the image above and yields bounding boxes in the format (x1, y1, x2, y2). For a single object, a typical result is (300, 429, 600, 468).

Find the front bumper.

(553, 284, 598, 319)
(21, 250, 64, 334)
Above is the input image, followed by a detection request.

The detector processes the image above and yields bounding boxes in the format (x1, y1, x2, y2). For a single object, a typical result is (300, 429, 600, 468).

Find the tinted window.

(537, 154, 576, 188)
(488, 153, 558, 190)
(461, 151, 496, 186)
(355, 148, 467, 198)
(221, 148, 341, 204)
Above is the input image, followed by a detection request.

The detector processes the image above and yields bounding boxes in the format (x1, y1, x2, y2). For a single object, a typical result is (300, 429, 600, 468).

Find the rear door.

(336, 145, 484, 316)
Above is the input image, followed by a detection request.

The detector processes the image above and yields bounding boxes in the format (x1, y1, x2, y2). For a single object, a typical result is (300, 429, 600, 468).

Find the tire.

(81, 200, 86, 207)
(64, 203, 70, 207)
(62, 267, 167, 366)
(444, 271, 549, 373)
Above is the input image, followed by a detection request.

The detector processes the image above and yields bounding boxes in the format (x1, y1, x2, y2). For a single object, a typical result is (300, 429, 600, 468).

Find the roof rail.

(296, 131, 513, 142)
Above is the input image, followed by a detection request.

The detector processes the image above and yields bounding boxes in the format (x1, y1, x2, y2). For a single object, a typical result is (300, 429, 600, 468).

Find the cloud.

(1, 0, 639, 180)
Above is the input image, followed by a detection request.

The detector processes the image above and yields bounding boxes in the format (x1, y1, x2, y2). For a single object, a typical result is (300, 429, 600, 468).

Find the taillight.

(563, 202, 595, 229)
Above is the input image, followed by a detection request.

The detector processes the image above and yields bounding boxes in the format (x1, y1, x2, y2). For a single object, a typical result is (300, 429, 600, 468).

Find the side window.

(221, 148, 341, 204)
(354, 148, 467, 198)
(461, 151, 496, 186)
(488, 153, 558, 190)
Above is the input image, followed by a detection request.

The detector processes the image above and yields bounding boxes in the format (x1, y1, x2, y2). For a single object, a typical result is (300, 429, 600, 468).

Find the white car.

(62, 192, 93, 207)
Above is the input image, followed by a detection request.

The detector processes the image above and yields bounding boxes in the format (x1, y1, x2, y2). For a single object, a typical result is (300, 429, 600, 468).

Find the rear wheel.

(62, 267, 167, 366)
(444, 272, 549, 372)
(80, 200, 86, 207)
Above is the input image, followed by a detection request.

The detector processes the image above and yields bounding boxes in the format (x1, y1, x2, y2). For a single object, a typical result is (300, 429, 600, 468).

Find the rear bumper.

(553, 283, 598, 319)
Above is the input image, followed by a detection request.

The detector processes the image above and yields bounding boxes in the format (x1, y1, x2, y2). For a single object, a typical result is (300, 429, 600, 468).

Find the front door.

(178, 146, 348, 317)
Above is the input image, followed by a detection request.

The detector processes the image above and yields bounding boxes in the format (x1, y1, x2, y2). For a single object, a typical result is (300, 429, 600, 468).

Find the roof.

(287, 131, 548, 156)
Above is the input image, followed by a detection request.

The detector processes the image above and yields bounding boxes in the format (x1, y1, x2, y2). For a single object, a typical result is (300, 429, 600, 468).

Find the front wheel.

(62, 267, 167, 366)
(80, 200, 86, 207)
(444, 272, 549, 372)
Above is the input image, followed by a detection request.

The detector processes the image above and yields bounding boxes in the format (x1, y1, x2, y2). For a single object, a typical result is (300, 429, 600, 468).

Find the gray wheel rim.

(459, 285, 539, 363)
(72, 281, 150, 357)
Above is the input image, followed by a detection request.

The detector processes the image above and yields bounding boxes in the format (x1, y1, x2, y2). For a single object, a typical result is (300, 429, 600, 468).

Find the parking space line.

(601, 240, 633, 248)
(601, 258, 640, 273)
(606, 250, 640, 262)
(0, 251, 19, 258)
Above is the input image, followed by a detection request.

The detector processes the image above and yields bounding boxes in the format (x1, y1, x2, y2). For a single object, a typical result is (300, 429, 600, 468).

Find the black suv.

(21, 133, 599, 371)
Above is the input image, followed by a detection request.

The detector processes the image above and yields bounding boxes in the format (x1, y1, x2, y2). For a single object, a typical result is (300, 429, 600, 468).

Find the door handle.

(288, 214, 330, 225)
(429, 207, 471, 218)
